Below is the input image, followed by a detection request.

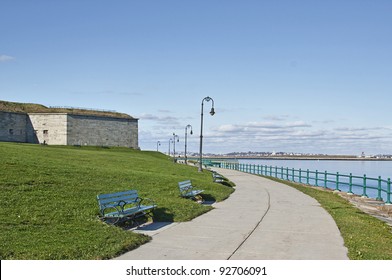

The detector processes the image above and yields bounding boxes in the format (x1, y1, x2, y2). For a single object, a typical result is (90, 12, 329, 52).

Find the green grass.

(0, 100, 132, 118)
(0, 142, 234, 259)
(265, 176, 392, 260)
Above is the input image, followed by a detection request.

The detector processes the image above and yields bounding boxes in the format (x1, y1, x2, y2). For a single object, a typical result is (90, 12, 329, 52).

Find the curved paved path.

(115, 168, 348, 260)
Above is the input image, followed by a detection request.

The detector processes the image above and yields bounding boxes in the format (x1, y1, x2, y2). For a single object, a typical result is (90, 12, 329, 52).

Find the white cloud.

(0, 55, 15, 62)
(138, 113, 392, 154)
(205, 119, 392, 154)
(71, 90, 142, 96)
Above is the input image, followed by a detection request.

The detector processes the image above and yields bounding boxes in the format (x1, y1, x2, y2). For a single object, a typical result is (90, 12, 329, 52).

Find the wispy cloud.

(0, 55, 15, 62)
(204, 120, 392, 154)
(263, 114, 291, 121)
(71, 90, 142, 96)
(139, 112, 392, 154)
(137, 113, 182, 127)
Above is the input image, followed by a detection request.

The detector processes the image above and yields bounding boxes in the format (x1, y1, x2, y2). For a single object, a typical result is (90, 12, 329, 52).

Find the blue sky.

(1, 0, 391, 155)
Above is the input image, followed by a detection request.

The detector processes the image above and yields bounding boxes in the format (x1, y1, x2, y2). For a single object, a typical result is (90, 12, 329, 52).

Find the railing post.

(376, 176, 383, 201)
(281, 167, 284, 179)
(275, 166, 277, 178)
(324, 171, 327, 188)
(291, 168, 294, 181)
(386, 178, 391, 205)
(335, 172, 340, 191)
(306, 169, 310, 185)
(286, 167, 289, 180)
(299, 169, 302, 183)
(315, 170, 318, 186)
(348, 173, 353, 194)
(362, 174, 368, 197)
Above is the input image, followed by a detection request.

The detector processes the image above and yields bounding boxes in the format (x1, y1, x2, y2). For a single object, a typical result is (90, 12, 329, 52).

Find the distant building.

(0, 104, 139, 148)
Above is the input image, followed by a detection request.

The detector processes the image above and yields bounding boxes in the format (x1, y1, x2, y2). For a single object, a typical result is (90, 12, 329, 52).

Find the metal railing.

(220, 162, 392, 204)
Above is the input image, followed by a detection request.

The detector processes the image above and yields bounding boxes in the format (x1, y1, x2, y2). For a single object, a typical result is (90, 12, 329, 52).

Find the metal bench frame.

(178, 180, 204, 200)
(212, 171, 225, 183)
(97, 190, 156, 225)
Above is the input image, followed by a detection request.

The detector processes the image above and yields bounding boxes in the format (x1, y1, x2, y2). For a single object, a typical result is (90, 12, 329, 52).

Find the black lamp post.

(185, 124, 193, 164)
(168, 138, 172, 156)
(172, 133, 179, 163)
(199, 96, 215, 172)
(156, 141, 161, 152)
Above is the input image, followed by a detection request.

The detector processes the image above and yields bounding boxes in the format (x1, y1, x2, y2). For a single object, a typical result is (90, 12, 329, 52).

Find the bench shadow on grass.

(120, 207, 175, 231)
(200, 193, 216, 205)
(218, 180, 235, 188)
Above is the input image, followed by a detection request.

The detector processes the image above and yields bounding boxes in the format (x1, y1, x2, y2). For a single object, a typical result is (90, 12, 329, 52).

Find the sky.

(1, 0, 391, 155)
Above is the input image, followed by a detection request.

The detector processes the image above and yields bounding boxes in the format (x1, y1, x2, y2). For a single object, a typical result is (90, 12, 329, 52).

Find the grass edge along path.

(0, 142, 234, 260)
(264, 176, 392, 260)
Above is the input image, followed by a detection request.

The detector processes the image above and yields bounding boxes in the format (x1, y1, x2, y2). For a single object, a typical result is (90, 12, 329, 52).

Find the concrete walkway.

(115, 168, 348, 260)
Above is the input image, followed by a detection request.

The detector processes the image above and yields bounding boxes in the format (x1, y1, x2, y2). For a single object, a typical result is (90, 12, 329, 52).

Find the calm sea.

(238, 159, 392, 180)
(236, 159, 392, 201)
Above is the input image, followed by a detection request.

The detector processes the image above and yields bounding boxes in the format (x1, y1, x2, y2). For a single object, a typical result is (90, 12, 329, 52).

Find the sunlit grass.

(0, 142, 234, 259)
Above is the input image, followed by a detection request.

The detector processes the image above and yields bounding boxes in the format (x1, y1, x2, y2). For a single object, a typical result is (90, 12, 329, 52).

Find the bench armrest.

(99, 203, 122, 217)
(139, 197, 156, 207)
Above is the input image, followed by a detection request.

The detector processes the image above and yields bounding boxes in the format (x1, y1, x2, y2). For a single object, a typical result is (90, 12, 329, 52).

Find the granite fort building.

(0, 101, 139, 148)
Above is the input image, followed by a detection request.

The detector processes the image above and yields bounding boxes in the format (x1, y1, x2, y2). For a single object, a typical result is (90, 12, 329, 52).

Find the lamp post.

(168, 138, 172, 156)
(156, 141, 161, 152)
(172, 133, 179, 163)
(185, 124, 193, 165)
(199, 96, 215, 172)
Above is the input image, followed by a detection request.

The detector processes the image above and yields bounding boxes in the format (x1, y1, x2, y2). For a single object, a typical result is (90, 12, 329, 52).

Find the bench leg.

(193, 195, 204, 203)
(101, 216, 121, 225)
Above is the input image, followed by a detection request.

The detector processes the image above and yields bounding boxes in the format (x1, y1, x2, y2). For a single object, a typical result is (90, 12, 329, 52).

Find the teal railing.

(220, 162, 392, 204)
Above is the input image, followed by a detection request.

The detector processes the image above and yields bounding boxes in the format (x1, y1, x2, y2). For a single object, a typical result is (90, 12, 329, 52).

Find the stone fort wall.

(67, 114, 138, 148)
(0, 112, 37, 143)
(0, 112, 138, 149)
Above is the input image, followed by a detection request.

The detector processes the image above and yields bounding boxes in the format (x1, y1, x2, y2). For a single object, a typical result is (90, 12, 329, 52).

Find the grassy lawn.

(0, 142, 234, 259)
(265, 176, 392, 260)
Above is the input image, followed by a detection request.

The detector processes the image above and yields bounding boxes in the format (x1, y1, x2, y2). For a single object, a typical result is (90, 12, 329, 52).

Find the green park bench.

(212, 171, 225, 183)
(178, 180, 204, 200)
(97, 190, 156, 225)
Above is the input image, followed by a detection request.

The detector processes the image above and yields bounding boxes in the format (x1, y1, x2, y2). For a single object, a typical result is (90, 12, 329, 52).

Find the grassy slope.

(0, 142, 234, 259)
(0, 100, 133, 118)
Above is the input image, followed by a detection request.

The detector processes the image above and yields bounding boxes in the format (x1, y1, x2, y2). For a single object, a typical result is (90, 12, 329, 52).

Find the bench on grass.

(97, 190, 156, 225)
(178, 180, 204, 200)
(212, 171, 225, 183)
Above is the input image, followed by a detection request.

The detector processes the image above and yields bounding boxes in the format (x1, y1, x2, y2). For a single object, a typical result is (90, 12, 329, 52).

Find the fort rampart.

(0, 111, 138, 149)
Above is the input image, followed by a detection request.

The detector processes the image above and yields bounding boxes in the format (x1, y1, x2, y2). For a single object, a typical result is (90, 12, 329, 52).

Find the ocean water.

(235, 159, 392, 202)
(238, 159, 392, 180)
